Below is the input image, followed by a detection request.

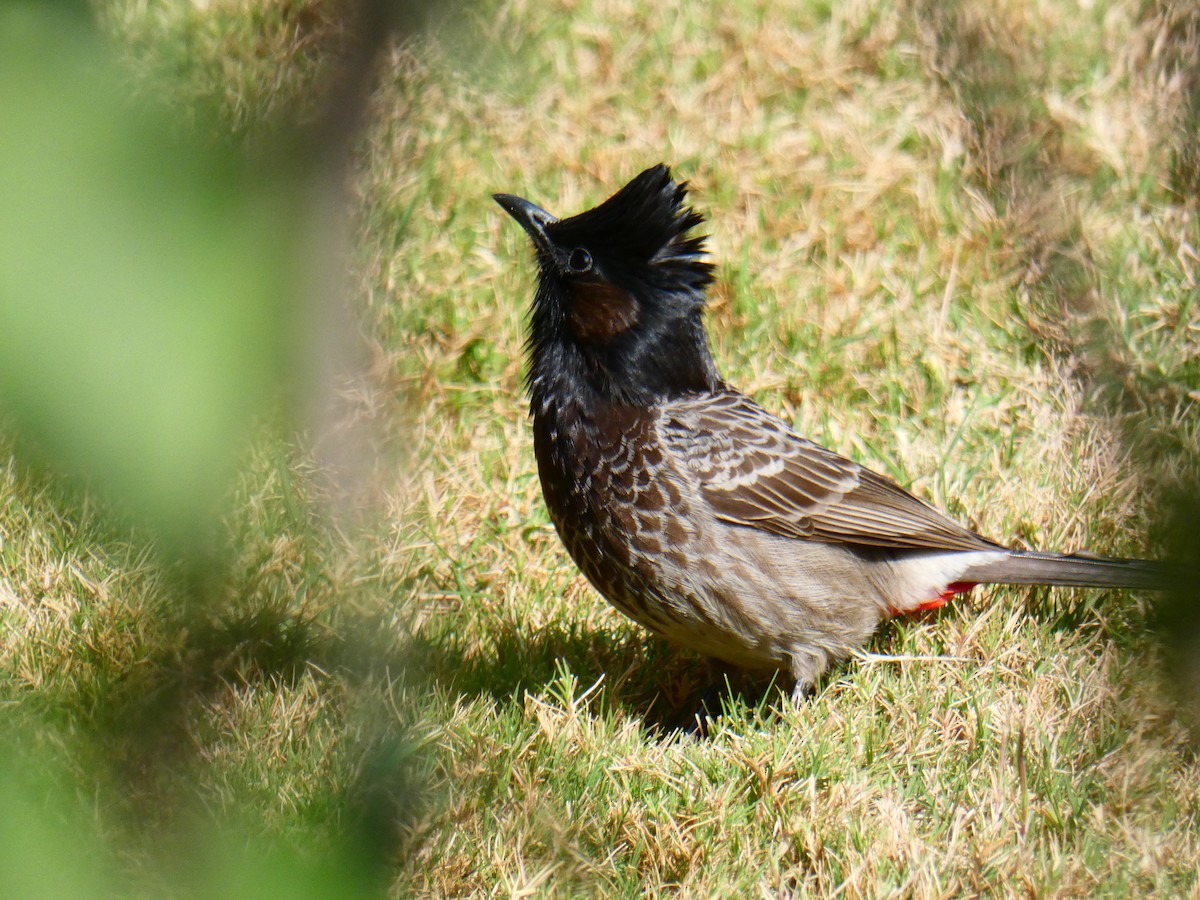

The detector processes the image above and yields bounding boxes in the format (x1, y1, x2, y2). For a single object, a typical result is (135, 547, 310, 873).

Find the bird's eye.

(567, 248, 593, 273)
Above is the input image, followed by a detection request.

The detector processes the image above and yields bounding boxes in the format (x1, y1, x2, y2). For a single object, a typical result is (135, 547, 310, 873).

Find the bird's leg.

(788, 647, 828, 707)
(790, 677, 814, 707)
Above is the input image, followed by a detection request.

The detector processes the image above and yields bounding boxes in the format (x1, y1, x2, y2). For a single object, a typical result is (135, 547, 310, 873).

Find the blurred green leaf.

(0, 3, 295, 552)
(0, 750, 111, 900)
(0, 741, 380, 900)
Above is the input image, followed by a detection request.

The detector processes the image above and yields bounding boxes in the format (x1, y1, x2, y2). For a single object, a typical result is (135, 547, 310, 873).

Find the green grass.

(4, 0, 1200, 895)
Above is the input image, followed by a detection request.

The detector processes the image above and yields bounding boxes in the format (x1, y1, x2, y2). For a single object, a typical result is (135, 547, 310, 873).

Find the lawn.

(3, 0, 1200, 895)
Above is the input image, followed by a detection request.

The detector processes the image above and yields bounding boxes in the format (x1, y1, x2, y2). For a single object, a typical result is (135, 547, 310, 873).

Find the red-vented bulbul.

(495, 164, 1176, 704)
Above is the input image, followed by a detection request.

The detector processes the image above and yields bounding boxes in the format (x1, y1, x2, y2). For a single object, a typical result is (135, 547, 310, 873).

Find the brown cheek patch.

(568, 280, 639, 343)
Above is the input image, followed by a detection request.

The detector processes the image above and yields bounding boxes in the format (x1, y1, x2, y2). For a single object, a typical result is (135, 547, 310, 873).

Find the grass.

(5, 0, 1200, 895)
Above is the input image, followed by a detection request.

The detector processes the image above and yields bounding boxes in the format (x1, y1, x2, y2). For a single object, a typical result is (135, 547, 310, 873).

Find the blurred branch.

(0, 0, 442, 895)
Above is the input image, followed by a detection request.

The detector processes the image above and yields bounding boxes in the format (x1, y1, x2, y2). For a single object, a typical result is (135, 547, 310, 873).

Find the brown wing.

(660, 390, 1000, 552)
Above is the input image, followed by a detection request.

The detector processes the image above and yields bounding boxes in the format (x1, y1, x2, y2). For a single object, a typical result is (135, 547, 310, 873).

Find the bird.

(494, 164, 1178, 705)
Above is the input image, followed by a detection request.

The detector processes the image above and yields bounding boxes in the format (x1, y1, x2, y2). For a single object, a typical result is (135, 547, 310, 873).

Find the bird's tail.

(959, 550, 1182, 591)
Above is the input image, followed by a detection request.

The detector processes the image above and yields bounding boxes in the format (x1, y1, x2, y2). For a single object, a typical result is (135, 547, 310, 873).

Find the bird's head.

(495, 164, 719, 409)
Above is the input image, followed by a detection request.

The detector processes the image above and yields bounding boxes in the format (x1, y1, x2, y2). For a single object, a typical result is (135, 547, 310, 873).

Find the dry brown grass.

(4, 0, 1200, 895)
(360, 0, 1200, 893)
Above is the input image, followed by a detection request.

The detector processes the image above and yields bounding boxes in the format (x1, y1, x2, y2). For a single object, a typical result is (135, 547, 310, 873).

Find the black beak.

(493, 193, 559, 257)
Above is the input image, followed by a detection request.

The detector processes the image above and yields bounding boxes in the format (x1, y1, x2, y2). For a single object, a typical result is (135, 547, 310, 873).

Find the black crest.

(498, 164, 723, 408)
(547, 165, 714, 291)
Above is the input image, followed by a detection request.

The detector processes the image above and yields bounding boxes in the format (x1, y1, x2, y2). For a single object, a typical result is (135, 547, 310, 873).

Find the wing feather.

(661, 390, 999, 552)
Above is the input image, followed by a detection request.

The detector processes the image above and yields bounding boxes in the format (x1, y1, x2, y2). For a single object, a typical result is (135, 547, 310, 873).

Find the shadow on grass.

(393, 616, 784, 735)
(914, 0, 1096, 323)
(915, 0, 1200, 722)
(20, 598, 430, 894)
(54, 605, 311, 777)
(1151, 495, 1200, 736)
